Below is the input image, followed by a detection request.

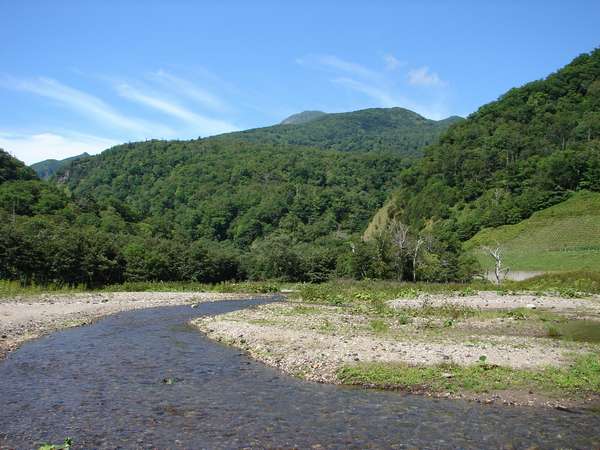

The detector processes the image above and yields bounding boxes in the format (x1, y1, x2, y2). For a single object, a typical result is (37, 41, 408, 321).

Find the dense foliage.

(219, 107, 462, 157)
(3, 140, 434, 285)
(0, 149, 36, 183)
(30, 152, 90, 180)
(385, 48, 600, 243)
(61, 140, 406, 244)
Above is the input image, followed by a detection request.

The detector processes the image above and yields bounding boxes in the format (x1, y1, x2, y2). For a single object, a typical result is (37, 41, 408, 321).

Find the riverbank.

(0, 292, 259, 360)
(193, 290, 600, 408)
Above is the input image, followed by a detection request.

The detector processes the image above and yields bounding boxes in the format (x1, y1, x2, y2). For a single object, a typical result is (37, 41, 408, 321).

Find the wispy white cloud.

(0, 130, 118, 165)
(297, 54, 380, 81)
(407, 66, 446, 87)
(382, 54, 404, 70)
(0, 76, 165, 135)
(331, 77, 448, 119)
(151, 70, 232, 113)
(332, 77, 398, 108)
(115, 83, 239, 135)
(318, 55, 379, 80)
(298, 52, 452, 119)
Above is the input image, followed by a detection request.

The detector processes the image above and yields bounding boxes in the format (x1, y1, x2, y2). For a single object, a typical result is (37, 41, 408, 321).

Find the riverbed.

(0, 299, 598, 448)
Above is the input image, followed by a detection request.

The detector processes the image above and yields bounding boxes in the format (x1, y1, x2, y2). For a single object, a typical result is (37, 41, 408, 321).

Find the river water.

(0, 299, 598, 449)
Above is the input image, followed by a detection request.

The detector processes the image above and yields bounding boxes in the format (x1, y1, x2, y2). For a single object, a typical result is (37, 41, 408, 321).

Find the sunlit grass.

(338, 354, 600, 396)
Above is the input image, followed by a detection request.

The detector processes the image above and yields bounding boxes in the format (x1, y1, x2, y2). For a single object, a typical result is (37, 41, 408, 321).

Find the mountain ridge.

(30, 152, 90, 180)
(280, 110, 327, 125)
(216, 107, 463, 157)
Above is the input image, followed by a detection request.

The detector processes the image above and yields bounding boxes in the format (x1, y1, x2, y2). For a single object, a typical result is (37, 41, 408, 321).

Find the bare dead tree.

(388, 218, 410, 252)
(412, 234, 425, 282)
(483, 244, 510, 284)
(387, 218, 410, 281)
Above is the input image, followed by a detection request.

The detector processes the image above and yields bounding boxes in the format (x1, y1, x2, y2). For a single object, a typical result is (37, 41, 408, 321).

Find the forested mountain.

(0, 140, 417, 285)
(0, 104, 468, 286)
(373, 48, 600, 247)
(60, 139, 406, 246)
(30, 152, 90, 180)
(0, 149, 37, 183)
(3, 49, 599, 287)
(280, 110, 326, 125)
(218, 107, 462, 157)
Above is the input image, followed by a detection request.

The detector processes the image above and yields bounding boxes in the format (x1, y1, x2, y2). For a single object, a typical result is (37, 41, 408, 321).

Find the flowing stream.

(0, 298, 598, 449)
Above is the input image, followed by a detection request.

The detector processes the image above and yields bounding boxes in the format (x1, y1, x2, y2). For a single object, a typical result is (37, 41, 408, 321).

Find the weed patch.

(337, 354, 600, 396)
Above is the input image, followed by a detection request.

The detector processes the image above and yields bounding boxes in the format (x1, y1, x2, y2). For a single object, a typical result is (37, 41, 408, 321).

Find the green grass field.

(466, 190, 600, 272)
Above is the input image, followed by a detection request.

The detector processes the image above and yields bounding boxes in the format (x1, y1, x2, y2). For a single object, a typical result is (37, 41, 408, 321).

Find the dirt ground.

(387, 291, 600, 314)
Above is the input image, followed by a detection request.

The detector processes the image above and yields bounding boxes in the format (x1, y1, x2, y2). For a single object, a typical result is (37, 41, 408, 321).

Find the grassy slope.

(465, 190, 600, 271)
(362, 197, 395, 240)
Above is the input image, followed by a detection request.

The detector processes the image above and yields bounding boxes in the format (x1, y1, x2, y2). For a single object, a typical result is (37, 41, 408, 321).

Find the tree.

(483, 244, 509, 284)
(385, 218, 411, 281)
(412, 234, 425, 282)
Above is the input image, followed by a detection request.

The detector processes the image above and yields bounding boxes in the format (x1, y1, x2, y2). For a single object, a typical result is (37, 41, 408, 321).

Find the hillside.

(30, 152, 90, 179)
(0, 149, 37, 183)
(370, 48, 600, 247)
(217, 107, 463, 157)
(465, 191, 600, 272)
(59, 139, 407, 247)
(280, 110, 327, 125)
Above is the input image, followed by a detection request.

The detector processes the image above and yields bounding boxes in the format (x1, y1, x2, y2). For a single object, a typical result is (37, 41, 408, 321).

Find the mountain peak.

(30, 152, 91, 180)
(280, 110, 327, 125)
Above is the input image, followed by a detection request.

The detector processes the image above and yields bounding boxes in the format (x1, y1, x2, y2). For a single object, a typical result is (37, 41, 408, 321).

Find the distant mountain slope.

(217, 107, 463, 157)
(31, 152, 90, 179)
(59, 139, 407, 247)
(371, 48, 600, 243)
(465, 191, 600, 272)
(280, 110, 327, 125)
(0, 149, 37, 184)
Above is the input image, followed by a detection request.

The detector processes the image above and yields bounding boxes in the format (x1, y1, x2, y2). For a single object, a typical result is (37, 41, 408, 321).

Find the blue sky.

(1, 1, 598, 164)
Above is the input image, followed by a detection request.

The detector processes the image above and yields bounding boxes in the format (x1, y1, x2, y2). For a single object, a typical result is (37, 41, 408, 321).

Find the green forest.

(220, 107, 462, 156)
(30, 152, 89, 180)
(1, 48, 599, 287)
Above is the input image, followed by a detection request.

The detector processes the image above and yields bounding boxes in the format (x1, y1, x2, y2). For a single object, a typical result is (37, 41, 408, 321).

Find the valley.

(0, 11, 599, 447)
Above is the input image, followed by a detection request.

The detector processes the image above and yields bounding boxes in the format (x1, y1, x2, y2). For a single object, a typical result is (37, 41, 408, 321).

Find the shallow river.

(0, 299, 598, 449)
